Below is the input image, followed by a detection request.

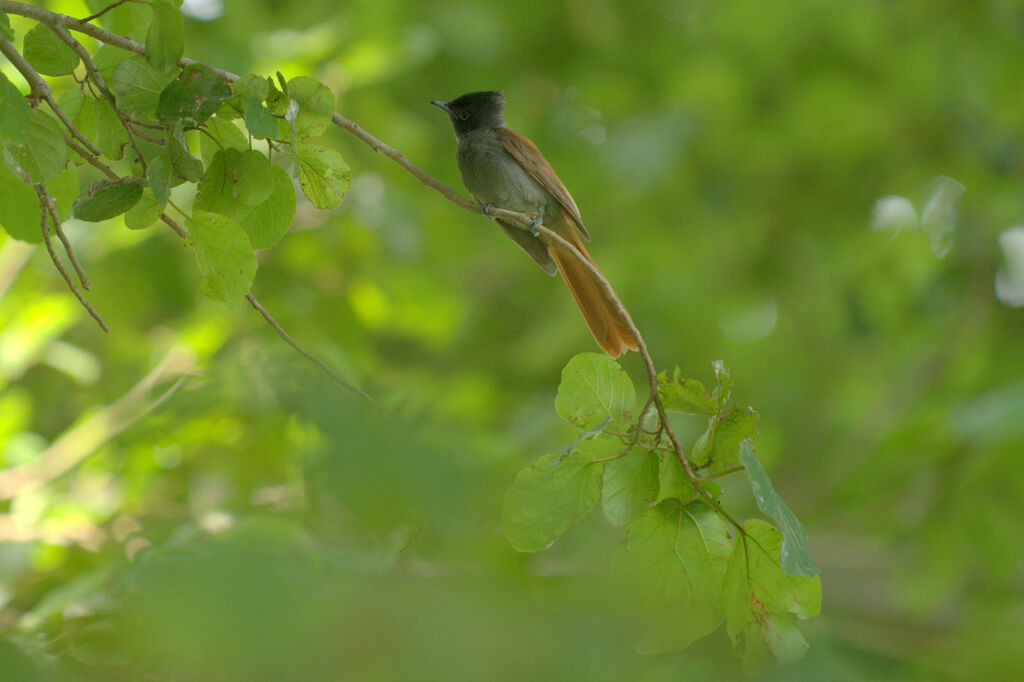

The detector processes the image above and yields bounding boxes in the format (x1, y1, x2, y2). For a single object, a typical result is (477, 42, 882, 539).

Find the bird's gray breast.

(456, 130, 549, 213)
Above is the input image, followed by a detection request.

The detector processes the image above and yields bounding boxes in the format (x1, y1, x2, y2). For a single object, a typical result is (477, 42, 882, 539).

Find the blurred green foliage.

(2, 0, 1024, 679)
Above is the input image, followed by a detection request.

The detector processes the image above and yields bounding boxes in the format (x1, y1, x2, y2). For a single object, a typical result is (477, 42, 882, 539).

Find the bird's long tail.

(549, 226, 638, 359)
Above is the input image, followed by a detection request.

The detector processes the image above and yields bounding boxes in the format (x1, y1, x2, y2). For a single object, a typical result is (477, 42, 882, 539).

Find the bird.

(431, 90, 638, 358)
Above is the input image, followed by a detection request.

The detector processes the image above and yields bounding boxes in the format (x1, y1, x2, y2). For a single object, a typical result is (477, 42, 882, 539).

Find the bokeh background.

(2, 0, 1024, 679)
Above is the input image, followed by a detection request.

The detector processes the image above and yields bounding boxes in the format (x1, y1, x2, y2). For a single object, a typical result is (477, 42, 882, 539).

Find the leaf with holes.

(73, 177, 145, 222)
(722, 519, 821, 674)
(295, 145, 350, 209)
(555, 352, 636, 431)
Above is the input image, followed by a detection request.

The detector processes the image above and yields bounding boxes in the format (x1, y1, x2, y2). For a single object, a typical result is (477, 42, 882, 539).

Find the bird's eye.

(456, 110, 469, 121)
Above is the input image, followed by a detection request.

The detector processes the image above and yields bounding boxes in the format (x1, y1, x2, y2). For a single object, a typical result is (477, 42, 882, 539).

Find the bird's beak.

(430, 100, 452, 114)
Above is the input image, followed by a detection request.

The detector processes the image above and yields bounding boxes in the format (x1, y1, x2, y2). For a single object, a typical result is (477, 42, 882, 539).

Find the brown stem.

(34, 184, 109, 332)
(45, 198, 90, 290)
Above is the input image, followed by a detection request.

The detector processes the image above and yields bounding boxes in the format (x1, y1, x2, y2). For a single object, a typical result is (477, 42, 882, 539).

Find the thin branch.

(0, 35, 102, 157)
(34, 184, 109, 332)
(77, 0, 134, 24)
(245, 293, 382, 408)
(44, 195, 90, 290)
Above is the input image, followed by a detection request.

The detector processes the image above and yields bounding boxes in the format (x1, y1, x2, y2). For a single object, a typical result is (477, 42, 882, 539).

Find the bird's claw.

(481, 203, 493, 217)
(529, 207, 544, 236)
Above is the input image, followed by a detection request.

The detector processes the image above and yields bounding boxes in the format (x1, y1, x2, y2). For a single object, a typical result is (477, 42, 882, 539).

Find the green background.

(2, 0, 1023, 678)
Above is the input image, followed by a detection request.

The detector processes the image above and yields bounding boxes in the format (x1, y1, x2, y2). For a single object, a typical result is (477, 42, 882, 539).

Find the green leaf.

(6, 110, 68, 182)
(738, 442, 818, 577)
(693, 405, 759, 469)
(295, 144, 350, 210)
(618, 501, 732, 653)
(96, 99, 129, 160)
(194, 148, 236, 216)
(502, 439, 614, 552)
(92, 43, 132, 79)
(48, 166, 80, 221)
(658, 368, 718, 415)
(237, 164, 295, 249)
(147, 154, 171, 206)
(244, 95, 278, 139)
(655, 450, 690, 503)
(111, 56, 176, 118)
(167, 126, 204, 183)
(156, 64, 231, 128)
(72, 177, 145, 222)
(0, 73, 31, 143)
(233, 150, 274, 206)
(199, 117, 248, 166)
(0, 11, 12, 41)
(23, 24, 80, 76)
(60, 89, 99, 150)
(555, 352, 636, 430)
(145, 0, 184, 73)
(278, 76, 334, 139)
(186, 208, 256, 309)
(0, 163, 42, 243)
(722, 519, 821, 674)
(124, 188, 163, 230)
(601, 448, 658, 527)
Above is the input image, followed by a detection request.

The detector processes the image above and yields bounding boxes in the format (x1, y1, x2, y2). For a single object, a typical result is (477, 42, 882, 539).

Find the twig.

(34, 184, 109, 332)
(77, 0, 134, 25)
(245, 293, 382, 408)
(43, 193, 90, 290)
(0, 35, 102, 157)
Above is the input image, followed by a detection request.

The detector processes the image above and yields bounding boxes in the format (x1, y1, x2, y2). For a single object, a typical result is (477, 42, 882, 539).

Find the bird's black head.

(431, 90, 505, 138)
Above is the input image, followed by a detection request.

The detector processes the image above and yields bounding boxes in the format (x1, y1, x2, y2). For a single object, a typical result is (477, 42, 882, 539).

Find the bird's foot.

(481, 203, 493, 218)
(529, 207, 545, 236)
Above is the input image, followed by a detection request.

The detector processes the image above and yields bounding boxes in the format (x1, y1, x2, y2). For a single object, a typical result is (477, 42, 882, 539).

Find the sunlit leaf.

(693, 405, 759, 469)
(186, 208, 256, 309)
(295, 144, 350, 209)
(555, 352, 636, 430)
(199, 117, 248, 166)
(124, 188, 163, 230)
(96, 99, 129, 160)
(237, 164, 295, 249)
(145, 0, 184, 73)
(23, 23, 79, 76)
(618, 501, 732, 653)
(111, 56, 176, 118)
(0, 163, 42, 243)
(73, 177, 145, 222)
(502, 439, 614, 552)
(722, 520, 821, 674)
(279, 76, 334, 139)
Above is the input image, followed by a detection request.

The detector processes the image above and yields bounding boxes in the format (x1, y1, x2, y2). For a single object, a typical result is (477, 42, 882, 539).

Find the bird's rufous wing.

(497, 127, 590, 241)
